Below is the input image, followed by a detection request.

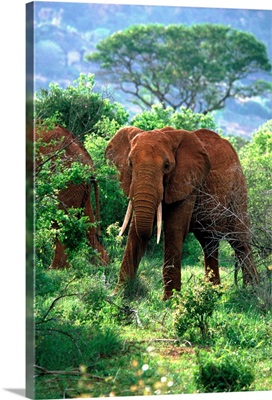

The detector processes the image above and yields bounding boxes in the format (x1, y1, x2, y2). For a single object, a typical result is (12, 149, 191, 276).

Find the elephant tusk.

(157, 202, 162, 244)
(119, 200, 133, 236)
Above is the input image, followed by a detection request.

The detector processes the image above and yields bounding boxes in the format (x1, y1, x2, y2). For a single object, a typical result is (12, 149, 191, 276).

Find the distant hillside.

(28, 2, 272, 137)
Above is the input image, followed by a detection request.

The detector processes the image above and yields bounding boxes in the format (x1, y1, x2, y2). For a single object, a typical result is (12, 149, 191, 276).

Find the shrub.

(35, 130, 96, 268)
(194, 350, 254, 392)
(239, 120, 272, 265)
(34, 73, 129, 138)
(130, 103, 220, 132)
(173, 276, 223, 340)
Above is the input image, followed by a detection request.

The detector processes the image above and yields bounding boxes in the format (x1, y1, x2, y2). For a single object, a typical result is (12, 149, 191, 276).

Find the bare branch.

(36, 293, 80, 324)
(34, 365, 105, 381)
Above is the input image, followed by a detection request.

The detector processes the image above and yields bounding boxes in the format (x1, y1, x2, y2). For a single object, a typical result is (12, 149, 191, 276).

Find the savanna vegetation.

(32, 73, 272, 399)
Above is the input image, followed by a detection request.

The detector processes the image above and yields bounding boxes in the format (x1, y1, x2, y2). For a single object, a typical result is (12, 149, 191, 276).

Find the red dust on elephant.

(105, 126, 259, 299)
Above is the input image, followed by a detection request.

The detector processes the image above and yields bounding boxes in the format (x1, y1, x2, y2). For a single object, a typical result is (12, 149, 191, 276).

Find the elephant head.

(105, 126, 211, 243)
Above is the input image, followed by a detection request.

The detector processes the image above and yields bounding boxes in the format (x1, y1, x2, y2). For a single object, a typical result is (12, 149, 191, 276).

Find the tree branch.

(34, 365, 105, 381)
(36, 293, 80, 324)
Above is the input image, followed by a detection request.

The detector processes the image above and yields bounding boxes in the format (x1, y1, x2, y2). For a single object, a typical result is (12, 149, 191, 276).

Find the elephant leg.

(194, 233, 220, 284)
(50, 238, 69, 269)
(163, 201, 194, 299)
(117, 216, 148, 286)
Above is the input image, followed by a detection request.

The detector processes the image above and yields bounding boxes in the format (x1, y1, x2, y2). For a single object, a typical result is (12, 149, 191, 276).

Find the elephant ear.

(105, 126, 143, 197)
(164, 129, 211, 204)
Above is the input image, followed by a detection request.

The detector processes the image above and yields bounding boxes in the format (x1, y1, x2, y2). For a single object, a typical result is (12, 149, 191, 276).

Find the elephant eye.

(164, 161, 170, 170)
(128, 158, 133, 168)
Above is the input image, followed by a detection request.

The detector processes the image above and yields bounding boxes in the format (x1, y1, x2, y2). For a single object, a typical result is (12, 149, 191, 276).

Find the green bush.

(238, 120, 272, 278)
(239, 121, 272, 248)
(131, 103, 220, 132)
(212, 286, 272, 349)
(35, 132, 97, 268)
(173, 276, 223, 340)
(194, 350, 254, 392)
(34, 73, 129, 138)
(34, 74, 130, 250)
(182, 233, 202, 266)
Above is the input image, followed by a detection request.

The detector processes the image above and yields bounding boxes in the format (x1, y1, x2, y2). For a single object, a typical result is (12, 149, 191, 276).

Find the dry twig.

(34, 365, 105, 381)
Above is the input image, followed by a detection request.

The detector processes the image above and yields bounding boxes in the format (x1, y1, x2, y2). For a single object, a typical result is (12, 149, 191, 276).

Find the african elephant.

(36, 125, 109, 268)
(105, 126, 259, 299)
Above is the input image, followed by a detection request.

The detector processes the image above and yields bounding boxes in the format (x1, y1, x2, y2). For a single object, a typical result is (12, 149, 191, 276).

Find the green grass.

(34, 248, 272, 399)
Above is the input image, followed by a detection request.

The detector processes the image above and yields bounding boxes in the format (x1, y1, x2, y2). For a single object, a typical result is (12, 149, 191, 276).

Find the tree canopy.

(87, 23, 271, 113)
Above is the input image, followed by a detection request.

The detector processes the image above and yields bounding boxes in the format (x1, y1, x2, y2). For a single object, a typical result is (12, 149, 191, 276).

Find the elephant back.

(35, 124, 95, 169)
(193, 128, 240, 171)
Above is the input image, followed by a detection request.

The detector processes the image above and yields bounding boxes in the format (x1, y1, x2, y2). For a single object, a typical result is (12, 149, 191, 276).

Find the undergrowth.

(34, 247, 272, 399)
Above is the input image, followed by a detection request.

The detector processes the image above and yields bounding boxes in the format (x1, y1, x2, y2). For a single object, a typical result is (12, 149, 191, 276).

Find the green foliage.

(216, 312, 272, 349)
(88, 23, 271, 112)
(34, 73, 129, 268)
(34, 74, 129, 249)
(34, 73, 129, 137)
(35, 267, 123, 372)
(223, 134, 249, 152)
(36, 149, 107, 271)
(103, 222, 126, 260)
(182, 233, 203, 266)
(34, 260, 272, 398)
(33, 74, 272, 398)
(195, 349, 254, 392)
(57, 209, 90, 252)
(239, 120, 272, 263)
(173, 276, 223, 340)
(84, 132, 128, 233)
(35, 133, 96, 267)
(131, 103, 220, 132)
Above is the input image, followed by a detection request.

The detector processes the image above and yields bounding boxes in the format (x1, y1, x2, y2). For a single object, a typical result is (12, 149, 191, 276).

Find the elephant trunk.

(133, 194, 157, 240)
(119, 200, 162, 243)
(119, 166, 163, 242)
(124, 166, 163, 242)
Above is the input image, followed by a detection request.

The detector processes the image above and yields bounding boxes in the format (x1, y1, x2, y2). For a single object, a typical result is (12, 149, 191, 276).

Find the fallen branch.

(136, 338, 180, 343)
(34, 365, 105, 381)
(36, 293, 80, 324)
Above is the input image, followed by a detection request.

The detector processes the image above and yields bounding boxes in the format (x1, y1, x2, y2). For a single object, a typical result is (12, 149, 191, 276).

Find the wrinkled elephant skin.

(105, 126, 259, 299)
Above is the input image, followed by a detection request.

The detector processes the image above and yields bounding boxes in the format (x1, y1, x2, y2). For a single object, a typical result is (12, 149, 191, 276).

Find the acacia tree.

(87, 24, 271, 113)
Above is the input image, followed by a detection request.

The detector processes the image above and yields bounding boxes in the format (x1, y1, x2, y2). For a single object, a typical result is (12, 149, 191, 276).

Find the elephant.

(105, 126, 259, 299)
(36, 125, 109, 268)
